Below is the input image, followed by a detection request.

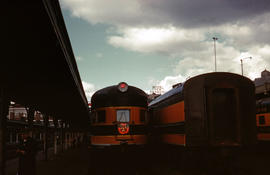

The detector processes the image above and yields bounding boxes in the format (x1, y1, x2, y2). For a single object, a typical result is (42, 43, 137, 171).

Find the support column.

(0, 88, 9, 175)
(26, 107, 35, 137)
(43, 114, 49, 161)
(68, 132, 71, 148)
(9, 132, 12, 144)
(61, 121, 64, 153)
(67, 123, 71, 149)
(65, 132, 68, 150)
(53, 117, 58, 155)
(16, 133, 19, 143)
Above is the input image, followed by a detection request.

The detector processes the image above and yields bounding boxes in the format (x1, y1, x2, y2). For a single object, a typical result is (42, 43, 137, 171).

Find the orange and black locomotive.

(90, 82, 148, 148)
(149, 72, 257, 149)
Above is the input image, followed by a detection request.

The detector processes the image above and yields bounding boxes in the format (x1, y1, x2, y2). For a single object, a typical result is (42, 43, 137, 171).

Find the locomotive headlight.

(118, 82, 128, 92)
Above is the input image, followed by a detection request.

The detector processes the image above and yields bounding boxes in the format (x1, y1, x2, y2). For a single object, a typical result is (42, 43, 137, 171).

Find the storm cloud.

(61, 0, 270, 27)
(61, 0, 270, 92)
(141, 0, 270, 27)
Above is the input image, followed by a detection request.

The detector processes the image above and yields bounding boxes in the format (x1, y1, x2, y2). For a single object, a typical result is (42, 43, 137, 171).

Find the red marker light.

(118, 82, 128, 92)
(120, 83, 126, 88)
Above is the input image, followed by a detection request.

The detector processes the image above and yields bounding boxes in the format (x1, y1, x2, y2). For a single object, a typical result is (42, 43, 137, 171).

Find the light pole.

(213, 37, 218, 72)
(240, 56, 252, 76)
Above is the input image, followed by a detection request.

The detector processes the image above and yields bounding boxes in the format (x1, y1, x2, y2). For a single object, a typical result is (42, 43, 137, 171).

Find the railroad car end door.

(204, 76, 256, 147)
(205, 86, 241, 147)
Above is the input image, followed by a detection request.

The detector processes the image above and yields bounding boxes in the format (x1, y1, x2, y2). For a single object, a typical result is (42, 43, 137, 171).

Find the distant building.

(254, 69, 270, 99)
(147, 93, 160, 103)
(8, 104, 27, 121)
(8, 103, 44, 124)
(148, 85, 164, 103)
(151, 86, 164, 95)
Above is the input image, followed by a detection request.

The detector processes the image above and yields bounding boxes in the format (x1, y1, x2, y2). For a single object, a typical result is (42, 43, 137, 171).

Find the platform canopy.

(3, 0, 89, 127)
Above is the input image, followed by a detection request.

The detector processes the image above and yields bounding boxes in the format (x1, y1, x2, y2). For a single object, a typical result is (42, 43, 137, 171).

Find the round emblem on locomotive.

(117, 123, 130, 135)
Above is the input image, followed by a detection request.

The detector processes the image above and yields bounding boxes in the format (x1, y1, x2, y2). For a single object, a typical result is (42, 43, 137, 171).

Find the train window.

(140, 110, 146, 122)
(259, 115, 266, 125)
(97, 110, 106, 123)
(90, 112, 97, 123)
(116, 109, 130, 122)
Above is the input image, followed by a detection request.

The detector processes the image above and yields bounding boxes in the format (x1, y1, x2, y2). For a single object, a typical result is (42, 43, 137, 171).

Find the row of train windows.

(91, 110, 147, 123)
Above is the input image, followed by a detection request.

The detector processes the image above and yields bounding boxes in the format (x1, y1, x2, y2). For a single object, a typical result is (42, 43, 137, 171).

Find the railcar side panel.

(158, 101, 185, 124)
(152, 101, 185, 145)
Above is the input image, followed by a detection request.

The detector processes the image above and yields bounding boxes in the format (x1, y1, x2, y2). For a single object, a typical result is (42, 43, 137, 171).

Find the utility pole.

(240, 57, 252, 76)
(213, 37, 218, 72)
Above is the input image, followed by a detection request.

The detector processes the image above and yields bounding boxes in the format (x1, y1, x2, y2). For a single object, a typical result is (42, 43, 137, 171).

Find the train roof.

(257, 97, 270, 105)
(149, 72, 254, 108)
(91, 83, 148, 109)
(185, 72, 254, 84)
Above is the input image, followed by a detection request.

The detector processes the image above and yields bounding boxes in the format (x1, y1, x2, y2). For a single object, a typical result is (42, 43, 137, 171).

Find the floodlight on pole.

(240, 56, 252, 76)
(213, 37, 218, 72)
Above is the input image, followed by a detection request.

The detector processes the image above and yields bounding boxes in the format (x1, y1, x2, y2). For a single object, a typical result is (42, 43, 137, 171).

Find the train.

(90, 82, 148, 148)
(256, 98, 270, 142)
(148, 72, 257, 151)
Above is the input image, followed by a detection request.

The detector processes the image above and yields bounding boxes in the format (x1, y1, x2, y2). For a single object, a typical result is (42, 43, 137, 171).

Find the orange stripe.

(91, 135, 147, 146)
(161, 134, 186, 146)
(156, 101, 185, 124)
(257, 133, 270, 141)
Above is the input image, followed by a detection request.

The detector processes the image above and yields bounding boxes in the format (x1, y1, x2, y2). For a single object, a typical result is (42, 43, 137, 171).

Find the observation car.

(148, 72, 257, 149)
(256, 98, 270, 142)
(90, 82, 148, 148)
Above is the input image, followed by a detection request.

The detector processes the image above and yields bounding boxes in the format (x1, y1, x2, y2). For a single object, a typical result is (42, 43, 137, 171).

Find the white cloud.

(76, 56, 83, 61)
(108, 26, 206, 57)
(109, 23, 270, 81)
(82, 81, 96, 101)
(61, 0, 270, 87)
(61, 0, 270, 28)
(60, 0, 142, 26)
(158, 74, 186, 92)
(147, 74, 185, 93)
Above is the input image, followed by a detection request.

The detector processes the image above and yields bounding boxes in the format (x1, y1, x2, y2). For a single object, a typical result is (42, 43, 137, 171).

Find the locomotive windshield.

(116, 109, 130, 122)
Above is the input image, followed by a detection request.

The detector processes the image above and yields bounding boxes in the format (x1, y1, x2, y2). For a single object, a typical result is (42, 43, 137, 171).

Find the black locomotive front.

(90, 82, 148, 148)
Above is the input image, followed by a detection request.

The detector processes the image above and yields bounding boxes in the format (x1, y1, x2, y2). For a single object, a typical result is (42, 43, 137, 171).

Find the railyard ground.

(6, 143, 270, 175)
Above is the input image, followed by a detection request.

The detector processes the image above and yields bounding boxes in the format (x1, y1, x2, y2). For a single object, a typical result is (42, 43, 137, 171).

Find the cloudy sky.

(59, 0, 270, 100)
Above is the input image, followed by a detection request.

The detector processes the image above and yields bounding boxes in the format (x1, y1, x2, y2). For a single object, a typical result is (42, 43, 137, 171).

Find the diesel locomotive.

(149, 72, 257, 149)
(90, 82, 148, 148)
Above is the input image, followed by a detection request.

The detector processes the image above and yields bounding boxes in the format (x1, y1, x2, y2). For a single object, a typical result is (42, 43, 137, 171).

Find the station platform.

(6, 146, 90, 175)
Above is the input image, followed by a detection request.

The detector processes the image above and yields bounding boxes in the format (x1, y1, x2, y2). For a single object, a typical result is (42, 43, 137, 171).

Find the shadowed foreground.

(6, 144, 270, 175)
